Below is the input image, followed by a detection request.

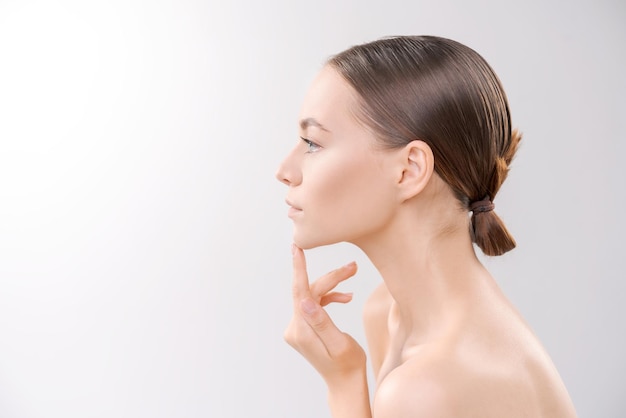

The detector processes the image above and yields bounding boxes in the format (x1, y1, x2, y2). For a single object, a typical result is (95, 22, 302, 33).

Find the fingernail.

(342, 261, 356, 269)
(300, 298, 317, 315)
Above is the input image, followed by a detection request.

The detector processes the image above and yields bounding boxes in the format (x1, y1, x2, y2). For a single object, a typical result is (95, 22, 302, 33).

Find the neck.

(354, 200, 492, 345)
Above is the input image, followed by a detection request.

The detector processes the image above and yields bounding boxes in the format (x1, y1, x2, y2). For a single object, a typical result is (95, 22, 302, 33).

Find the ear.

(396, 140, 434, 202)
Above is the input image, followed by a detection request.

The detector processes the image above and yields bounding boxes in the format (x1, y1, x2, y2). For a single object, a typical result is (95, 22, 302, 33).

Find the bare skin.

(364, 270, 577, 417)
(277, 66, 577, 417)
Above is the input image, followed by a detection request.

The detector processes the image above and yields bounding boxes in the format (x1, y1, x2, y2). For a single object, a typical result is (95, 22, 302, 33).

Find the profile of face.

(275, 66, 401, 249)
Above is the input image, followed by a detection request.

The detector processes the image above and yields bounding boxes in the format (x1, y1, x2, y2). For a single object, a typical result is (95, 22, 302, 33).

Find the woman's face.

(276, 66, 399, 249)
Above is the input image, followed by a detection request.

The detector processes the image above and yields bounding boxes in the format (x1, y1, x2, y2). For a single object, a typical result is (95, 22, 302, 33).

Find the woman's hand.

(284, 244, 367, 386)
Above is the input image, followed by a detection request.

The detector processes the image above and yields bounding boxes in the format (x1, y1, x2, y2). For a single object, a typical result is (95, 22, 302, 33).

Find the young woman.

(276, 36, 577, 417)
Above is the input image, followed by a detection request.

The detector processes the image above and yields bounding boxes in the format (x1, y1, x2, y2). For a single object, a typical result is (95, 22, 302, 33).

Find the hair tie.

(470, 197, 495, 214)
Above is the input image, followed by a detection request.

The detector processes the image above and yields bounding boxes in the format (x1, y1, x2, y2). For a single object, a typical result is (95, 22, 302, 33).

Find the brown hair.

(328, 36, 521, 256)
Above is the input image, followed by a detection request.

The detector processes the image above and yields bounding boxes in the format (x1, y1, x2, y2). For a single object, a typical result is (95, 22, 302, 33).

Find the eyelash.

(300, 137, 322, 153)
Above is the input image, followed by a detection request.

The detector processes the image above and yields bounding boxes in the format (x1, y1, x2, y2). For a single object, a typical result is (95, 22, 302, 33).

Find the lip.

(286, 199, 303, 218)
(285, 199, 302, 210)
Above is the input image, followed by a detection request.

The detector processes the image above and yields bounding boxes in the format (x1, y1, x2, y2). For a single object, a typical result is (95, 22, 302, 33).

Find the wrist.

(324, 365, 368, 390)
(326, 368, 371, 417)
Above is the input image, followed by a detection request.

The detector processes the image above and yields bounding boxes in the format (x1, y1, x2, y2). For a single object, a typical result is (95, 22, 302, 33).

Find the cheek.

(305, 151, 374, 207)
(300, 150, 396, 241)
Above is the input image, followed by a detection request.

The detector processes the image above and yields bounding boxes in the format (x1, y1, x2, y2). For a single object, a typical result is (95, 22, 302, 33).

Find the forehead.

(298, 66, 360, 129)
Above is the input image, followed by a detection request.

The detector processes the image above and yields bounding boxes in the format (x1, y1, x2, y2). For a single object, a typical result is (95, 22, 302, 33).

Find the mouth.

(286, 199, 303, 218)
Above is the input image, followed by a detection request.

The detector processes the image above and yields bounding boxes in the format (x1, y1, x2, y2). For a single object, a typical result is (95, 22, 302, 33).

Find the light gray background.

(0, 0, 624, 417)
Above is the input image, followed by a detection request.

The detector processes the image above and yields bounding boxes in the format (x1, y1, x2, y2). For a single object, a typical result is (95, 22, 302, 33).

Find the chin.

(293, 236, 320, 250)
(293, 230, 341, 250)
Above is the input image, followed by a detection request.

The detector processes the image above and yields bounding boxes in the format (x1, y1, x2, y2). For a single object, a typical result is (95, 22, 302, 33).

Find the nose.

(275, 146, 302, 186)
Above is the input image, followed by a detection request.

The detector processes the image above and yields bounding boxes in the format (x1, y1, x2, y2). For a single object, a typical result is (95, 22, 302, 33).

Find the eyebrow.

(299, 117, 330, 132)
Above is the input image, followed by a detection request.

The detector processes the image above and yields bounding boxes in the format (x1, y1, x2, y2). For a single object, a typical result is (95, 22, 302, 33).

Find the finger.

(300, 297, 347, 356)
(283, 315, 325, 354)
(320, 292, 353, 307)
(310, 262, 357, 300)
(291, 244, 311, 304)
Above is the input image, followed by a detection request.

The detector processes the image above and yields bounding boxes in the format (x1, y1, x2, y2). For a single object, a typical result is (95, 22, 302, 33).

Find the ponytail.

(470, 129, 522, 256)
(471, 204, 516, 256)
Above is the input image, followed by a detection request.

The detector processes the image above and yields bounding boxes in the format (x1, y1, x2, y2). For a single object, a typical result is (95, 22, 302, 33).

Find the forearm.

(326, 369, 372, 418)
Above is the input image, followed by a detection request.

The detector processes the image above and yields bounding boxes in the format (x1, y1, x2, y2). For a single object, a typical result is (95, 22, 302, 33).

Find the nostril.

(275, 170, 289, 185)
(275, 173, 290, 186)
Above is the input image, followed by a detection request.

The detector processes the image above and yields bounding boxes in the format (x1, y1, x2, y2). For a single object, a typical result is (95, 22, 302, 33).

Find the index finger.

(291, 244, 311, 304)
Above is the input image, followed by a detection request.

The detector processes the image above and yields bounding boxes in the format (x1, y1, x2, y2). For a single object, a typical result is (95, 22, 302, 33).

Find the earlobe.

(397, 140, 434, 201)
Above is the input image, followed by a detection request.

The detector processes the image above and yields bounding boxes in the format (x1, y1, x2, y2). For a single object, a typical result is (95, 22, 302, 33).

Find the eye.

(300, 137, 322, 153)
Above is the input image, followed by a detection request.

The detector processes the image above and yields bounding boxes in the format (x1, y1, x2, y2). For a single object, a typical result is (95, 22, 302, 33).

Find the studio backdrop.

(0, 0, 624, 417)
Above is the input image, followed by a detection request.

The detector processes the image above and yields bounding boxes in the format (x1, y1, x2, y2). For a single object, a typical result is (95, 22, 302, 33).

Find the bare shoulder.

(372, 349, 539, 418)
(362, 283, 393, 378)
(372, 318, 578, 418)
(372, 353, 460, 418)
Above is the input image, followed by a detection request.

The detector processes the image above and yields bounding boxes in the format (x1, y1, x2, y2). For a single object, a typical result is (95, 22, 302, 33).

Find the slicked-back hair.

(328, 36, 521, 256)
